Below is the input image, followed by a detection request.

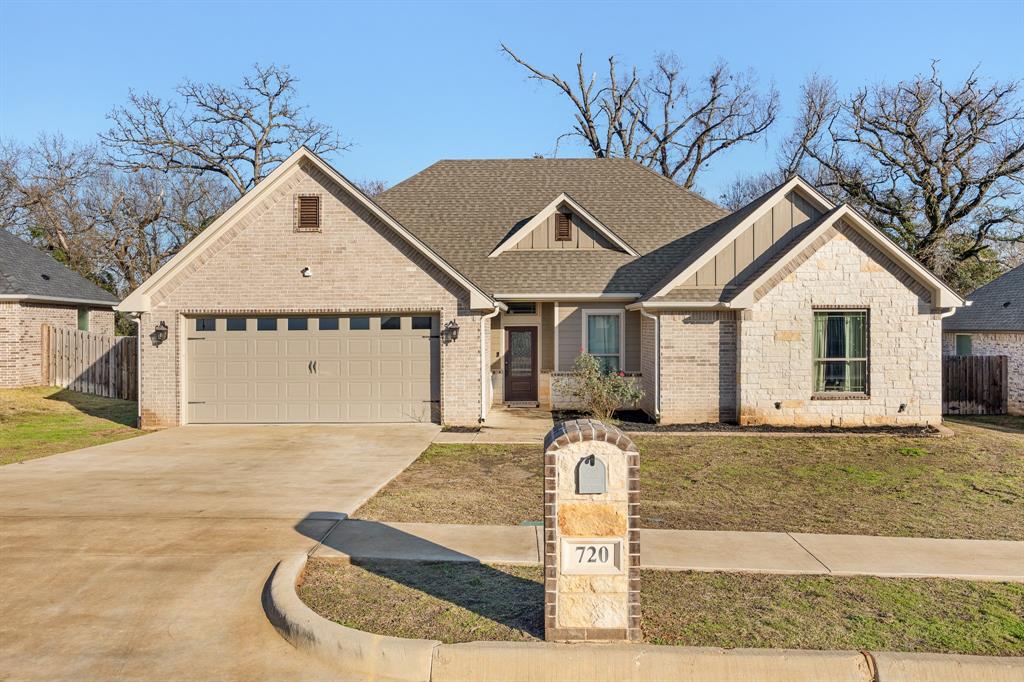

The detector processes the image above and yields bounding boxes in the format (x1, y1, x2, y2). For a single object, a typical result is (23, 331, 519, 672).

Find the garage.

(186, 314, 440, 423)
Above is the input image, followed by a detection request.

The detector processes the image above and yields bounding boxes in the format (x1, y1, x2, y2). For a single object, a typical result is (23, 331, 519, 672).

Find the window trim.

(581, 309, 624, 373)
(955, 334, 973, 356)
(811, 308, 870, 397)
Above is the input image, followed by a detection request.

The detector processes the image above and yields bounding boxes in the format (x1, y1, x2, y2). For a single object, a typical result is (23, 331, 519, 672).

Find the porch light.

(442, 319, 460, 344)
(152, 321, 169, 346)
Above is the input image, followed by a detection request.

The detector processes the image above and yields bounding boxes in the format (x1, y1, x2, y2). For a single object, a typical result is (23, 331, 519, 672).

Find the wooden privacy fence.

(942, 355, 1007, 415)
(41, 325, 137, 400)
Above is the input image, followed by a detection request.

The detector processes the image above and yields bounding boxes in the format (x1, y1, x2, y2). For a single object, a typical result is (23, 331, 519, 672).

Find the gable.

(488, 193, 640, 258)
(675, 188, 824, 290)
(119, 148, 495, 312)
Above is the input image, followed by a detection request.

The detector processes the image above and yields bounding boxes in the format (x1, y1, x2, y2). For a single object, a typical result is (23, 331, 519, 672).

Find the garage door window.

(257, 318, 277, 331)
(287, 317, 308, 331)
(196, 318, 216, 332)
(381, 316, 401, 330)
(226, 318, 246, 331)
(349, 316, 370, 330)
(318, 317, 340, 330)
(412, 316, 432, 330)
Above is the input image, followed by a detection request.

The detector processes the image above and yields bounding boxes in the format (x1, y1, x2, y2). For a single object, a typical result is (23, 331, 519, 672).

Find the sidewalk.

(312, 520, 1024, 582)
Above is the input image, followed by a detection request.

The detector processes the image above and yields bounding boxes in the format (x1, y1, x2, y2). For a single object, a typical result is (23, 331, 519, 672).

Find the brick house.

(118, 147, 964, 428)
(942, 264, 1024, 415)
(1, 230, 118, 388)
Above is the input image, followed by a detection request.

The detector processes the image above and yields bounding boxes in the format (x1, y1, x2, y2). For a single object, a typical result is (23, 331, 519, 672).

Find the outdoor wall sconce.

(301, 266, 313, 278)
(898, 403, 907, 413)
(151, 321, 169, 346)
(442, 319, 460, 344)
(774, 401, 782, 410)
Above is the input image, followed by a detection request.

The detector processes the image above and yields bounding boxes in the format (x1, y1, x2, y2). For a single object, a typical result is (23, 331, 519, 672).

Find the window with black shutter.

(555, 212, 573, 241)
(295, 195, 321, 232)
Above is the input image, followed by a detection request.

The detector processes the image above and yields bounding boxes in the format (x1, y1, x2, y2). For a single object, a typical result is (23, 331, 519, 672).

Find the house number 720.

(575, 545, 610, 563)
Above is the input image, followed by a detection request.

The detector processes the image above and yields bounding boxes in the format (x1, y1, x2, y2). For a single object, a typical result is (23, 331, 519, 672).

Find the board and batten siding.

(556, 303, 641, 372)
(510, 213, 618, 252)
(677, 189, 823, 289)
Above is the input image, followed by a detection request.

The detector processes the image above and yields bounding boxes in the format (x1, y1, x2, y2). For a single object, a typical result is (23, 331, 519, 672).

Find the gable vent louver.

(295, 195, 321, 232)
(555, 212, 573, 241)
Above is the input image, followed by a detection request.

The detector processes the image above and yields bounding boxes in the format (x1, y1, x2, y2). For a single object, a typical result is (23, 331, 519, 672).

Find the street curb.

(266, 554, 1024, 682)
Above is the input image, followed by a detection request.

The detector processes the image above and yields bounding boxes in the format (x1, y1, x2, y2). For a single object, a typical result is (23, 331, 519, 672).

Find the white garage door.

(187, 314, 440, 423)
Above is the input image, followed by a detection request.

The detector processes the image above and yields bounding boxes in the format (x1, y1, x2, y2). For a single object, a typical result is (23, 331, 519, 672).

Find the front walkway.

(0, 423, 438, 681)
(433, 405, 553, 444)
(313, 520, 1024, 582)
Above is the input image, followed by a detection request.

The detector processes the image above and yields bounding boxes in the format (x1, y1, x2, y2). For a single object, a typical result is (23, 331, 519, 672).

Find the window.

(318, 317, 340, 331)
(584, 311, 622, 373)
(813, 310, 868, 394)
(555, 212, 573, 241)
(287, 317, 308, 331)
(381, 316, 401, 330)
(411, 316, 432, 330)
(77, 308, 89, 331)
(226, 318, 247, 332)
(195, 317, 216, 332)
(295, 194, 321, 232)
(507, 302, 536, 315)
(955, 334, 973, 356)
(349, 316, 370, 330)
(257, 317, 277, 331)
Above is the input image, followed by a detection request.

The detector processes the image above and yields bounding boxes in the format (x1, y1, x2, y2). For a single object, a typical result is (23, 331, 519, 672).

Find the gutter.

(129, 313, 142, 428)
(638, 307, 660, 421)
(480, 306, 501, 422)
(0, 294, 118, 308)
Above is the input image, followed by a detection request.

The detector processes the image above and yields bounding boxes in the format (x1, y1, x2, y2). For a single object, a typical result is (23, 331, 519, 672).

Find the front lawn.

(299, 559, 1024, 655)
(0, 387, 141, 465)
(355, 417, 1024, 539)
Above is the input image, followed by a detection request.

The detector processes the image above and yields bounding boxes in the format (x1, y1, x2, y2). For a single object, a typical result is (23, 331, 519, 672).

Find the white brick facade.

(943, 332, 1024, 415)
(737, 223, 942, 426)
(0, 302, 114, 388)
(136, 160, 485, 428)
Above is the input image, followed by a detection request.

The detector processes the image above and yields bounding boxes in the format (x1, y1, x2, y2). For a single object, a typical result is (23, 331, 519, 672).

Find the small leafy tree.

(565, 353, 644, 422)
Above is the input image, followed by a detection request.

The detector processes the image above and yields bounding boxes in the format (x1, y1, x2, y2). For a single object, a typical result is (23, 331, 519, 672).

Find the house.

(118, 147, 964, 428)
(942, 264, 1024, 415)
(0, 230, 118, 387)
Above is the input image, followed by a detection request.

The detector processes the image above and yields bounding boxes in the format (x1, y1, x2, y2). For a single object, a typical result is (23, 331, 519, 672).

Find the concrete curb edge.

(266, 554, 1024, 682)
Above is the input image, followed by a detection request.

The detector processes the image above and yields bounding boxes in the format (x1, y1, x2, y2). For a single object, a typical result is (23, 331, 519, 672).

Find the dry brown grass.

(355, 417, 1024, 539)
(300, 559, 1024, 655)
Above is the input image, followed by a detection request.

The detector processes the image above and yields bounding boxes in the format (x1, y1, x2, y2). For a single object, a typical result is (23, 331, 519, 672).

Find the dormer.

(489, 193, 639, 257)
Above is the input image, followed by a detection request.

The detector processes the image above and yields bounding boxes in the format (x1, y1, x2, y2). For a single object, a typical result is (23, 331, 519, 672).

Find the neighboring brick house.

(942, 264, 1024, 415)
(119, 147, 964, 428)
(1, 230, 118, 388)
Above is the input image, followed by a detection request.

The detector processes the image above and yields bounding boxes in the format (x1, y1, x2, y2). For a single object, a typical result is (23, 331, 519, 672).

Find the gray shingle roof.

(375, 158, 728, 295)
(0, 230, 118, 305)
(943, 264, 1024, 332)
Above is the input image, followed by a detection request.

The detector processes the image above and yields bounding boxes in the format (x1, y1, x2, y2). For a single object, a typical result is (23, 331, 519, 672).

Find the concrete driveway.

(0, 423, 439, 681)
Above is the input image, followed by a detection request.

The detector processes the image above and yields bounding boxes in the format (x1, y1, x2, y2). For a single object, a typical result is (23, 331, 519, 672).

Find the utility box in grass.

(543, 419, 640, 642)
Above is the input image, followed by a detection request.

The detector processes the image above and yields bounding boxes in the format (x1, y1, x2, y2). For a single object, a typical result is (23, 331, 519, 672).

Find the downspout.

(639, 307, 660, 421)
(480, 306, 501, 422)
(129, 312, 142, 428)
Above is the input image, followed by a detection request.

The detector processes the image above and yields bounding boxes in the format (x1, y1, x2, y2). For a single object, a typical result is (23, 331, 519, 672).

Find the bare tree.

(102, 63, 347, 196)
(354, 178, 388, 197)
(501, 45, 779, 190)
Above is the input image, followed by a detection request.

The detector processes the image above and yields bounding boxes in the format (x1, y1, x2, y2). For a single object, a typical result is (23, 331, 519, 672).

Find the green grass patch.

(299, 559, 1024, 655)
(0, 387, 141, 465)
(355, 417, 1024, 539)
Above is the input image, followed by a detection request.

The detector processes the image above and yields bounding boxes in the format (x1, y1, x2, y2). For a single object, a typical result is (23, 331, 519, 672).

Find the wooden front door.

(504, 326, 538, 402)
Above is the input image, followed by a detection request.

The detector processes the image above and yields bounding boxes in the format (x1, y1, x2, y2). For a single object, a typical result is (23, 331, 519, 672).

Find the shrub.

(565, 353, 644, 422)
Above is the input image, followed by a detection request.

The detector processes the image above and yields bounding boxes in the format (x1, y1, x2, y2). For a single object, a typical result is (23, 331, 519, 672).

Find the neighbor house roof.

(0, 229, 118, 307)
(943, 264, 1024, 332)
(374, 158, 729, 296)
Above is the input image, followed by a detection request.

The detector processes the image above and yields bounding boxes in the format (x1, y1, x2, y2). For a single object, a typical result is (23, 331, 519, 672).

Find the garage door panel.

(188, 314, 438, 424)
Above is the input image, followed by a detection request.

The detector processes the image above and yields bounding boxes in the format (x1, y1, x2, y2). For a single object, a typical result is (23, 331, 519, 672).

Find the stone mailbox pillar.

(543, 419, 640, 642)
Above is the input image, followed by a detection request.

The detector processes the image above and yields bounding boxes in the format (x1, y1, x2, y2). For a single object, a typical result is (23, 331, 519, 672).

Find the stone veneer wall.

(138, 159, 484, 427)
(942, 332, 1024, 415)
(657, 311, 738, 424)
(0, 302, 115, 388)
(738, 222, 942, 426)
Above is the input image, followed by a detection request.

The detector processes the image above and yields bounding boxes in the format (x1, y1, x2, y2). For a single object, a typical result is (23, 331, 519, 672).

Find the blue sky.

(1, 0, 1020, 201)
